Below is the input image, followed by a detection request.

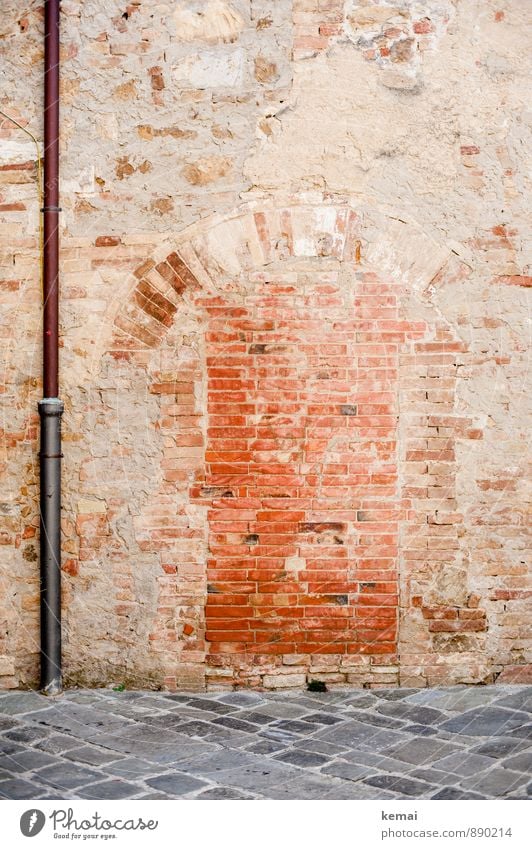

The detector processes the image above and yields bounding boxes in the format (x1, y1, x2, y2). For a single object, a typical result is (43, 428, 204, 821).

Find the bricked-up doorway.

(107, 197, 485, 691)
(202, 263, 401, 683)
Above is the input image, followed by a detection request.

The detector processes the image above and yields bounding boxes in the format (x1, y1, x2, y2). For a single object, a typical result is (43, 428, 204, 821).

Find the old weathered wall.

(0, 1, 530, 690)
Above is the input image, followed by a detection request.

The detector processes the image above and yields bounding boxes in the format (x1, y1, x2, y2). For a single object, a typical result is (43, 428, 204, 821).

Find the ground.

(0, 685, 530, 800)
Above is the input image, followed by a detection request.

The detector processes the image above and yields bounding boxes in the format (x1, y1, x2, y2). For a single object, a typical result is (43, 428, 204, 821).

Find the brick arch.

(110, 195, 452, 353)
(104, 195, 488, 690)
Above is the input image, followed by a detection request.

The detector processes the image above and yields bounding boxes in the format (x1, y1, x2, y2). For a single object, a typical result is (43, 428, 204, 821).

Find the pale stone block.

(0, 656, 15, 676)
(77, 499, 107, 514)
(263, 673, 306, 689)
(173, 48, 245, 89)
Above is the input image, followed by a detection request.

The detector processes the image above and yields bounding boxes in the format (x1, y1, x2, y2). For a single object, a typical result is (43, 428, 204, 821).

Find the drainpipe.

(39, 0, 63, 696)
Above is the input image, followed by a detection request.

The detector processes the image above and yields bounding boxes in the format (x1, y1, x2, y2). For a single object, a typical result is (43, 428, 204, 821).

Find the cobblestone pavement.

(0, 686, 530, 800)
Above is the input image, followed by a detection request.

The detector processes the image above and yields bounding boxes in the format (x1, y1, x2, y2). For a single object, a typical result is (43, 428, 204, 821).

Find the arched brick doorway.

(99, 195, 486, 691)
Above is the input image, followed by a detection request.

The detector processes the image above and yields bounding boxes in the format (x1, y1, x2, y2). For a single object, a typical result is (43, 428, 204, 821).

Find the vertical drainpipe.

(39, 0, 63, 696)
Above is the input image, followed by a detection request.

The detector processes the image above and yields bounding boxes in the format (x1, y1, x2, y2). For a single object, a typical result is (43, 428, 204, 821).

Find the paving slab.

(196, 786, 254, 799)
(145, 773, 208, 795)
(363, 773, 436, 797)
(439, 706, 530, 736)
(384, 737, 461, 765)
(460, 768, 528, 798)
(0, 778, 50, 799)
(34, 762, 102, 790)
(77, 779, 141, 799)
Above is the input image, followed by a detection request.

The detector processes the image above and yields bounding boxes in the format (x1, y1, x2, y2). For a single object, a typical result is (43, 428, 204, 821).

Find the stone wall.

(0, 1, 530, 690)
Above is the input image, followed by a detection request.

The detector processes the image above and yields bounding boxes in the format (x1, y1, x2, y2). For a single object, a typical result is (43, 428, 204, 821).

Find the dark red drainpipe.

(39, 0, 63, 695)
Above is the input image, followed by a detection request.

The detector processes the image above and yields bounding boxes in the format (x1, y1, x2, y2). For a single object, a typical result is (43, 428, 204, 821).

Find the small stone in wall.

(173, 49, 245, 89)
(115, 156, 135, 180)
(391, 37, 414, 63)
(254, 56, 279, 84)
(182, 155, 232, 186)
(348, 6, 407, 30)
(173, 1, 244, 44)
(150, 197, 174, 215)
(113, 79, 137, 100)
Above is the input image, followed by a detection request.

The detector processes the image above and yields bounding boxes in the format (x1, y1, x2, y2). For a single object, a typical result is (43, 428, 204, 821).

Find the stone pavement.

(0, 685, 530, 801)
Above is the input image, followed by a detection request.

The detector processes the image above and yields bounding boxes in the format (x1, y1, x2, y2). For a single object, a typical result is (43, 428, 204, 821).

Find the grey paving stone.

(146, 772, 207, 795)
(293, 739, 347, 756)
(218, 762, 298, 792)
(30, 708, 128, 738)
(196, 786, 254, 799)
(460, 768, 526, 798)
(204, 729, 257, 748)
(218, 692, 266, 707)
(493, 691, 532, 713)
(7, 749, 59, 771)
(230, 711, 273, 726)
(180, 749, 257, 777)
(0, 777, 49, 799)
(512, 723, 532, 740)
(212, 716, 257, 733)
(439, 706, 530, 737)
(62, 745, 125, 766)
(321, 760, 374, 781)
(377, 689, 420, 701)
(348, 711, 406, 729)
(406, 687, 496, 711)
(472, 737, 530, 759)
(173, 720, 216, 738)
(270, 719, 316, 734)
(34, 762, 102, 789)
(301, 712, 344, 726)
(314, 719, 408, 749)
(364, 774, 436, 797)
(143, 712, 194, 729)
(34, 733, 97, 754)
(0, 753, 31, 773)
(111, 723, 174, 743)
(186, 698, 237, 715)
(410, 767, 461, 785)
(376, 702, 445, 725)
(259, 728, 301, 745)
(145, 741, 217, 764)
(138, 792, 171, 799)
(500, 751, 532, 773)
(102, 757, 169, 777)
(267, 774, 341, 799)
(403, 724, 438, 736)
(384, 738, 460, 765)
(342, 750, 422, 773)
(431, 787, 485, 800)
(77, 779, 141, 799)
(161, 694, 194, 704)
(255, 702, 310, 719)
(432, 751, 496, 776)
(344, 696, 377, 709)
(324, 782, 396, 800)
(245, 739, 286, 755)
(274, 749, 330, 768)
(3, 726, 50, 744)
(0, 692, 50, 715)
(0, 717, 19, 731)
